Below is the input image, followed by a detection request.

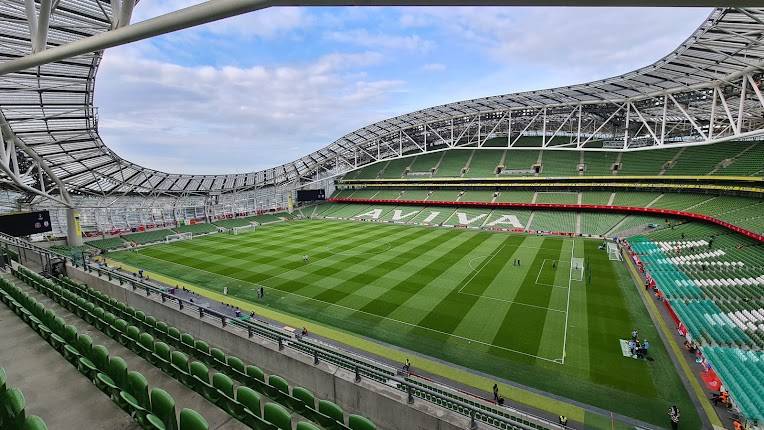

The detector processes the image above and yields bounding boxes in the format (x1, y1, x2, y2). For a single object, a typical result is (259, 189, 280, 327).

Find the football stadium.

(0, 2, 763, 430)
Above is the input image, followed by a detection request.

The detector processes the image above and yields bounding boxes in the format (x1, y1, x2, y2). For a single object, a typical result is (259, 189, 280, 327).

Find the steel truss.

(0, 4, 763, 204)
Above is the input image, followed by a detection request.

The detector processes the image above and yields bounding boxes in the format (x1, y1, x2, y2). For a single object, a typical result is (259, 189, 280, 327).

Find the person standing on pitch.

(668, 405, 680, 429)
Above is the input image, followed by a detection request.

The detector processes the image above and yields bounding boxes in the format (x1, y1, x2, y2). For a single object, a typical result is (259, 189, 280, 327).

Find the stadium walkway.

(0, 277, 138, 429)
(3, 272, 250, 430)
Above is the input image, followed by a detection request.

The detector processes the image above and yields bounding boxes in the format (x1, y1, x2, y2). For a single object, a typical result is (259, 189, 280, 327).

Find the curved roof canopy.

(1, 4, 764, 200)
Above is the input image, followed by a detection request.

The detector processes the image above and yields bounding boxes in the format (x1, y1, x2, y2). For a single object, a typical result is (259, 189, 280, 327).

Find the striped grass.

(109, 219, 698, 427)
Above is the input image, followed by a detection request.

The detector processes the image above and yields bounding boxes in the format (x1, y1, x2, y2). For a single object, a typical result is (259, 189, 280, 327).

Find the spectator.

(492, 384, 499, 403)
(559, 416, 568, 427)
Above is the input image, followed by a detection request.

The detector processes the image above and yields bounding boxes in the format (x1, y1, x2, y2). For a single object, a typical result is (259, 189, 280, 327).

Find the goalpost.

(570, 257, 585, 282)
(165, 232, 193, 243)
(231, 224, 256, 235)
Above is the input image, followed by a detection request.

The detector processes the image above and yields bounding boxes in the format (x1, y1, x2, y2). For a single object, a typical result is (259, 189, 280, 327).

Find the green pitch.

(109, 219, 697, 427)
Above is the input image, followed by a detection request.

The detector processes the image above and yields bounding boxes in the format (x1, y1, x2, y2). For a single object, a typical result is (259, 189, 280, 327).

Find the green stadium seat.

(263, 402, 291, 430)
(151, 341, 172, 371)
(21, 415, 48, 430)
(146, 388, 178, 430)
(211, 373, 236, 414)
(170, 351, 191, 384)
(296, 422, 321, 430)
(119, 371, 151, 423)
(190, 362, 215, 400)
(348, 415, 376, 430)
(179, 408, 208, 430)
(317, 400, 344, 427)
(1, 388, 26, 430)
(96, 356, 128, 397)
(78, 344, 109, 380)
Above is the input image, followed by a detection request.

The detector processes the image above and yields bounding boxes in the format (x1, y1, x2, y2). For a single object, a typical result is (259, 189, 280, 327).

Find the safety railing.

(0, 233, 563, 430)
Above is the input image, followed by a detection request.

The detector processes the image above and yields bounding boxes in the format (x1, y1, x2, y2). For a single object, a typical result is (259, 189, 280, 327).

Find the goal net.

(232, 224, 255, 235)
(607, 242, 622, 261)
(570, 257, 585, 282)
(165, 232, 193, 243)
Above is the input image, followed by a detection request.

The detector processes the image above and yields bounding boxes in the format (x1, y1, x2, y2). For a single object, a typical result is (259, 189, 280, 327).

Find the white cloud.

(326, 29, 434, 52)
(421, 63, 446, 72)
(132, 2, 310, 39)
(95, 47, 404, 174)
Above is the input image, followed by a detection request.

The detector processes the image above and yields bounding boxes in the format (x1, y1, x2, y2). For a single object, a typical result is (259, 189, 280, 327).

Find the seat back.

(179, 408, 208, 430)
(171, 351, 189, 372)
(150, 388, 178, 430)
(108, 356, 129, 390)
(127, 325, 141, 341)
(292, 387, 316, 410)
(22, 415, 48, 430)
(77, 334, 93, 357)
(296, 422, 321, 430)
(318, 400, 344, 422)
(268, 375, 289, 395)
(139, 333, 154, 350)
(210, 348, 226, 365)
(246, 365, 264, 382)
(263, 402, 291, 430)
(190, 362, 209, 384)
(155, 342, 171, 360)
(127, 371, 150, 409)
(3, 387, 26, 422)
(181, 333, 194, 347)
(227, 356, 245, 375)
(348, 415, 376, 430)
(212, 373, 234, 398)
(194, 340, 209, 357)
(235, 386, 262, 416)
(92, 345, 110, 370)
(0, 367, 6, 396)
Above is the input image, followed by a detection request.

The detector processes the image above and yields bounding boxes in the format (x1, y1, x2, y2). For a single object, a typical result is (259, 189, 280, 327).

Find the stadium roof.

(1, 4, 763, 202)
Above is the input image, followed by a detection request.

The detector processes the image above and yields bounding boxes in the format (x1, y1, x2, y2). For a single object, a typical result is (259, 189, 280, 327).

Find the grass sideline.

(107, 219, 697, 427)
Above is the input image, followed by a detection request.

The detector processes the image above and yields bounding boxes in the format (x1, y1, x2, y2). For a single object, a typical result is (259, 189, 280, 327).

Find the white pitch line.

(458, 292, 566, 313)
(561, 239, 575, 364)
(456, 240, 508, 294)
(130, 245, 564, 364)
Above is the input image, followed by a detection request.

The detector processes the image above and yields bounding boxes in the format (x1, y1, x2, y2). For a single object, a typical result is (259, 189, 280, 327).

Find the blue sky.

(95, 4, 712, 174)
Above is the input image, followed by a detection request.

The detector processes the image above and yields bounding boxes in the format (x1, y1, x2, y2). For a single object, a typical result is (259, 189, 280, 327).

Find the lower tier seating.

(0, 367, 48, 430)
(11, 266, 377, 430)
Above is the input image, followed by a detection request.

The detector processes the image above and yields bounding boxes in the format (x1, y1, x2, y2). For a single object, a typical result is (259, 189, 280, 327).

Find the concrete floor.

(0, 299, 139, 429)
(2, 273, 249, 430)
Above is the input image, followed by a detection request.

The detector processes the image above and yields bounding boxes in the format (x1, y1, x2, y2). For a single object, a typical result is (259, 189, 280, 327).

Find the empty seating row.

(16, 267, 376, 430)
(0, 367, 47, 430)
(0, 276, 207, 430)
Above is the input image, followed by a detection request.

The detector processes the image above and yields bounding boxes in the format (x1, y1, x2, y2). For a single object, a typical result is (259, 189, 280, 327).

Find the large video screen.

(0, 211, 53, 237)
(296, 189, 326, 201)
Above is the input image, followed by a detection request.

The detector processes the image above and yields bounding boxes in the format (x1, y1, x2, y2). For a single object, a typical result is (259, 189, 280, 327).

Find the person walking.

(492, 384, 499, 403)
(668, 405, 680, 430)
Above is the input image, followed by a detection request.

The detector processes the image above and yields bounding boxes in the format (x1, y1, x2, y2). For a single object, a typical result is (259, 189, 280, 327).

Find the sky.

(95, 4, 712, 175)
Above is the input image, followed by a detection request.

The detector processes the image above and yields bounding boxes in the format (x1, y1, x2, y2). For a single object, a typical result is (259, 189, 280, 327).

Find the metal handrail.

(1, 234, 563, 430)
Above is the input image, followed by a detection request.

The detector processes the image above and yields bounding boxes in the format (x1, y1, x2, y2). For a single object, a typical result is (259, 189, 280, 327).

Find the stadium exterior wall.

(329, 197, 764, 242)
(66, 265, 470, 430)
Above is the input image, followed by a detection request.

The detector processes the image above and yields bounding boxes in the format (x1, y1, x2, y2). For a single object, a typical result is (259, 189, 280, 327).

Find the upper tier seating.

(122, 229, 175, 245)
(341, 140, 763, 179)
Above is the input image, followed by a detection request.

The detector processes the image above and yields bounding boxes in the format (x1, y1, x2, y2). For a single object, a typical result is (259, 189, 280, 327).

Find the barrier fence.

(0, 232, 563, 430)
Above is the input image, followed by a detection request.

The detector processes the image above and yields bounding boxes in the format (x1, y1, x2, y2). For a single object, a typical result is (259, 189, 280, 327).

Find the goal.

(165, 232, 193, 243)
(570, 257, 585, 282)
(231, 224, 256, 235)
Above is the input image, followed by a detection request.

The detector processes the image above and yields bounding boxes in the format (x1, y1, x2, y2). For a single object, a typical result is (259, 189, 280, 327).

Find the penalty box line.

(133, 250, 565, 365)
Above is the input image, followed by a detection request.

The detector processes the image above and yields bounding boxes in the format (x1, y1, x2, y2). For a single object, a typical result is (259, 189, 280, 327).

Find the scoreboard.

(296, 189, 326, 202)
(0, 211, 53, 237)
